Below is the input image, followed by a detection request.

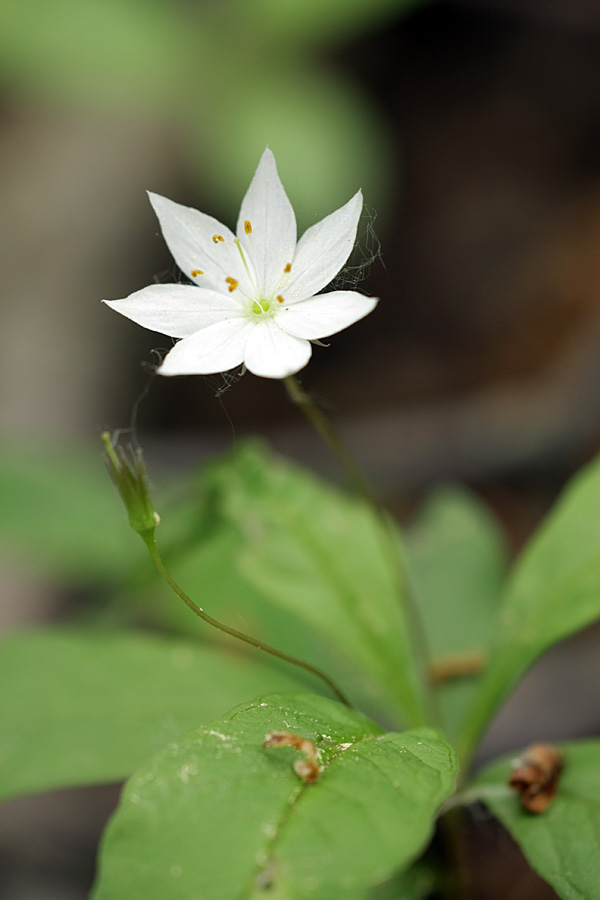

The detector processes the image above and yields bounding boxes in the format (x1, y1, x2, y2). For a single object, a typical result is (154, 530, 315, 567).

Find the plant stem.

(439, 807, 472, 900)
(283, 375, 439, 726)
(141, 533, 352, 707)
(284, 375, 375, 506)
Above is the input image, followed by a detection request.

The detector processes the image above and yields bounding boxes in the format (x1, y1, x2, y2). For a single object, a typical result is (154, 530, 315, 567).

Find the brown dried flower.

(508, 743, 564, 814)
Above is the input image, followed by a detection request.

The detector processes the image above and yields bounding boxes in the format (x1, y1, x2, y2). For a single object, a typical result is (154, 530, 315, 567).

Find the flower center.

(251, 299, 271, 315)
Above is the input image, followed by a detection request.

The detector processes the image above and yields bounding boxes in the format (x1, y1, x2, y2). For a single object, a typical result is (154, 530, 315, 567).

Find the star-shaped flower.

(104, 148, 378, 379)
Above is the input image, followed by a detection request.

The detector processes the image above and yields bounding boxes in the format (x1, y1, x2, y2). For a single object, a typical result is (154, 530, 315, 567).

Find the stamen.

(191, 269, 204, 278)
(276, 295, 285, 303)
(283, 263, 291, 273)
(212, 234, 225, 244)
(225, 277, 238, 292)
(244, 219, 252, 234)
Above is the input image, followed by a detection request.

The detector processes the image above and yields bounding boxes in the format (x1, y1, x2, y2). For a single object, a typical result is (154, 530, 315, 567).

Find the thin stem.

(142, 533, 352, 708)
(284, 375, 375, 506)
(284, 376, 440, 727)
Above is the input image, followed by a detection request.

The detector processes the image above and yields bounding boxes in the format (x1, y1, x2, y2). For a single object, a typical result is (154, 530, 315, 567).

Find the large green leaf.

(473, 740, 600, 900)
(369, 863, 437, 899)
(406, 486, 507, 738)
(185, 443, 426, 726)
(92, 694, 458, 900)
(147, 523, 346, 695)
(459, 455, 600, 760)
(0, 629, 307, 801)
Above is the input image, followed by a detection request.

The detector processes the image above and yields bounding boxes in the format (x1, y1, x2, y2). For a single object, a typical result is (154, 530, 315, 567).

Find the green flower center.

(251, 299, 271, 315)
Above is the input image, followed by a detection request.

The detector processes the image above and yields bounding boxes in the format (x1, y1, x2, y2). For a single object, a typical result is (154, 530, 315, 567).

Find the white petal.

(158, 318, 254, 376)
(243, 319, 312, 379)
(275, 290, 378, 340)
(236, 148, 297, 296)
(103, 284, 243, 338)
(148, 193, 255, 299)
(278, 190, 363, 303)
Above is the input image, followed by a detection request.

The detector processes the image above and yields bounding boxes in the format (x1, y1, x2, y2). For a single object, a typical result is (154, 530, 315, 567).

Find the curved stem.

(142, 533, 352, 708)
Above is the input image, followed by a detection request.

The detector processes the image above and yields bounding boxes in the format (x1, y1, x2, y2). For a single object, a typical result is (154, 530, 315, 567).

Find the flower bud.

(101, 432, 160, 537)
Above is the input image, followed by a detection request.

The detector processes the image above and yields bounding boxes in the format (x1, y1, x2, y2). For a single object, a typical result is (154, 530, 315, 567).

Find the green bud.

(101, 432, 160, 537)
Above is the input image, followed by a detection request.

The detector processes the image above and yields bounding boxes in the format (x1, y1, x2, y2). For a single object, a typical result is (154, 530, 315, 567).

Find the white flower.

(104, 148, 378, 379)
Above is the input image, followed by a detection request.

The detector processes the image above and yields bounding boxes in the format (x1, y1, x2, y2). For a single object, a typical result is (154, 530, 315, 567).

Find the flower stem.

(284, 375, 439, 727)
(141, 532, 352, 707)
(284, 375, 375, 506)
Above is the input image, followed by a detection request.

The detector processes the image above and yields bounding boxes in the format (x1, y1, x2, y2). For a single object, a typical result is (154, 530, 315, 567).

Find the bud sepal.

(101, 432, 160, 537)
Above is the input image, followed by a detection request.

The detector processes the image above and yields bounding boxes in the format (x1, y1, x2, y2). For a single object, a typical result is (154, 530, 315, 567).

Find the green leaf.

(460, 455, 600, 760)
(369, 862, 437, 899)
(0, 629, 307, 801)
(0, 441, 145, 581)
(406, 486, 507, 738)
(473, 740, 600, 900)
(92, 694, 458, 900)
(185, 442, 426, 725)
(149, 523, 338, 682)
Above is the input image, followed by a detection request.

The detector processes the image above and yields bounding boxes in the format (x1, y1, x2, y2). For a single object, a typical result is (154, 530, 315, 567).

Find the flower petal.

(148, 193, 255, 299)
(243, 319, 312, 379)
(158, 318, 254, 376)
(278, 190, 363, 302)
(103, 284, 243, 338)
(236, 148, 297, 296)
(275, 290, 378, 340)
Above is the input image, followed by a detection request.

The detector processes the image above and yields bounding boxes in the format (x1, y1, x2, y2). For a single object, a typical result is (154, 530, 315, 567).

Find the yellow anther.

(276, 294, 284, 303)
(191, 269, 204, 278)
(212, 234, 225, 244)
(244, 219, 252, 234)
(225, 277, 238, 292)
(283, 263, 291, 273)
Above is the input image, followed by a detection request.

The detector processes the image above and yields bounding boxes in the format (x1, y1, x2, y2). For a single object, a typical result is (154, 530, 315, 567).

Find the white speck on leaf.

(177, 761, 198, 784)
(261, 821, 277, 839)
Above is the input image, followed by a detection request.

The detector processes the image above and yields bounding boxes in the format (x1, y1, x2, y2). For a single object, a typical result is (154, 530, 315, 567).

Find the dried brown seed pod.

(508, 743, 564, 813)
